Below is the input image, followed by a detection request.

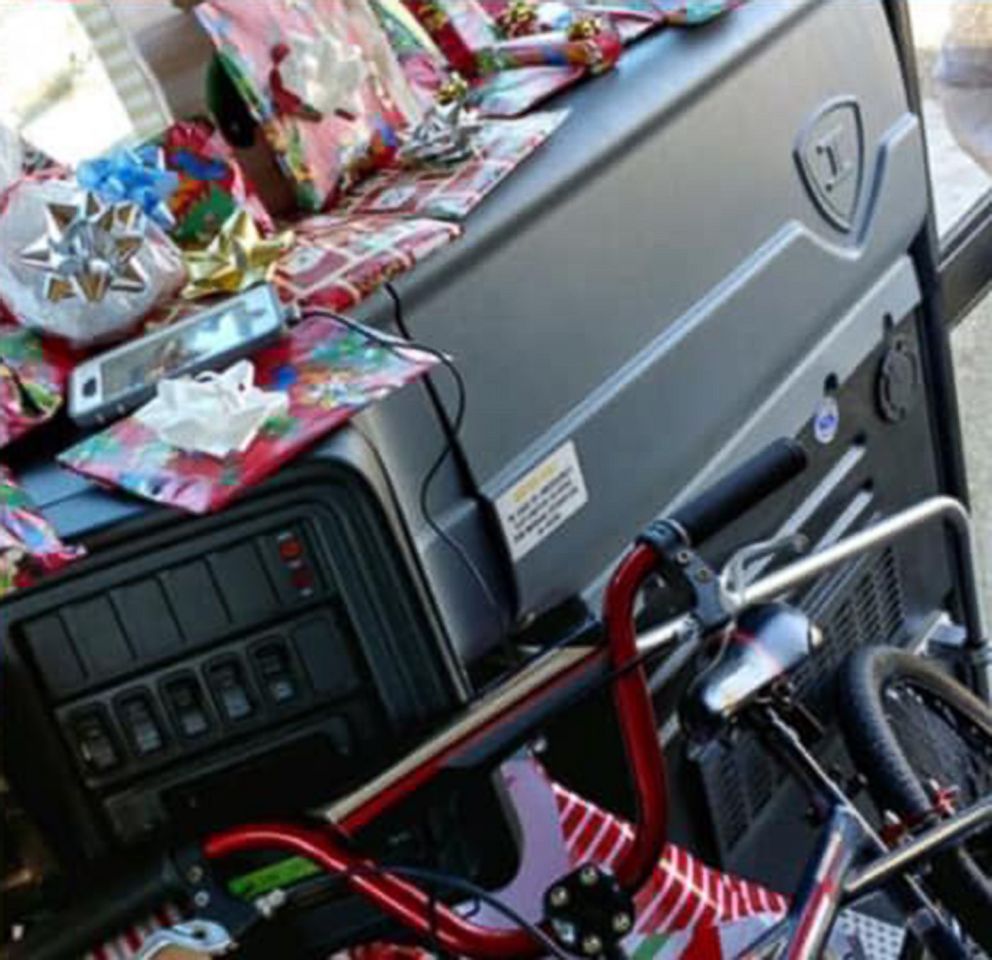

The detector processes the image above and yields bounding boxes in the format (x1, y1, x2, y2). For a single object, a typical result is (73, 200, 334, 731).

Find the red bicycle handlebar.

(205, 543, 669, 958)
(205, 823, 539, 958)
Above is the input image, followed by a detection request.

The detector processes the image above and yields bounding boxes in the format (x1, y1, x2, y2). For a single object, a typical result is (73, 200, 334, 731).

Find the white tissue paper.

(134, 360, 288, 458)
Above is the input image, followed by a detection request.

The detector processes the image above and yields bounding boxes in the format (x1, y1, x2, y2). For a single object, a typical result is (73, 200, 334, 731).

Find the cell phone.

(69, 284, 287, 427)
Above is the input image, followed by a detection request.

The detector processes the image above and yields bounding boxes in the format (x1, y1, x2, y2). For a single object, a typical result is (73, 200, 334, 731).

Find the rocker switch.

(254, 643, 299, 705)
(208, 660, 254, 722)
(119, 694, 165, 757)
(72, 711, 120, 774)
(164, 678, 211, 739)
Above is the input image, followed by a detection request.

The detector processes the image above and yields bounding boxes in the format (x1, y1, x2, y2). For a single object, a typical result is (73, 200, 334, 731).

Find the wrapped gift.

(153, 121, 276, 247)
(400, 0, 500, 76)
(0, 178, 187, 346)
(274, 214, 460, 311)
(372, 0, 450, 109)
(195, 0, 421, 211)
(399, 0, 621, 76)
(0, 324, 75, 448)
(482, 0, 664, 43)
(59, 315, 439, 514)
(1, 466, 85, 598)
(376, 0, 620, 118)
(476, 17, 622, 73)
(342, 112, 566, 219)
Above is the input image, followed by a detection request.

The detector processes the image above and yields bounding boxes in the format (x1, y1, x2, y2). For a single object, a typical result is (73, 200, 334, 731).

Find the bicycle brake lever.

(721, 532, 809, 599)
(133, 846, 273, 959)
(136, 920, 235, 958)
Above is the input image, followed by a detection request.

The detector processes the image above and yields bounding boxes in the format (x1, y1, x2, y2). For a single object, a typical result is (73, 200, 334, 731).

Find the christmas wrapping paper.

(474, 64, 585, 116)
(274, 214, 460, 311)
(0, 324, 75, 449)
(195, 0, 420, 211)
(153, 120, 275, 246)
(0, 466, 85, 599)
(59, 316, 439, 514)
(341, 111, 565, 219)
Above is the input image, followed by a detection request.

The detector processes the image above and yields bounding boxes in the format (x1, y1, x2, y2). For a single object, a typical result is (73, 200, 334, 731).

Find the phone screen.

(100, 297, 275, 396)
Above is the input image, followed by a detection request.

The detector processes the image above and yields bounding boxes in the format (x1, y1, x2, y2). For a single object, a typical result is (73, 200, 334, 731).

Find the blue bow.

(77, 146, 180, 230)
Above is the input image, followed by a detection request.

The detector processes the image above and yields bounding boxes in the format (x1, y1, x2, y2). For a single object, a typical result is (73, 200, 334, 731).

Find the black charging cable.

(298, 302, 510, 637)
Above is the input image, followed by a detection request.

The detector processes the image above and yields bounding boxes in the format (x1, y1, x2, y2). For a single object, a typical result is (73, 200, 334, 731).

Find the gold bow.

(183, 209, 294, 299)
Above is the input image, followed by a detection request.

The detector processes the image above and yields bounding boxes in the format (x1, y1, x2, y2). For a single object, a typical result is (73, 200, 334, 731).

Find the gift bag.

(59, 316, 439, 514)
(1, 466, 85, 598)
(195, 0, 421, 211)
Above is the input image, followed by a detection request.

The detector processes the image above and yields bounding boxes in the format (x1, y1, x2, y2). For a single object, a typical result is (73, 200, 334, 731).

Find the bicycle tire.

(838, 646, 992, 953)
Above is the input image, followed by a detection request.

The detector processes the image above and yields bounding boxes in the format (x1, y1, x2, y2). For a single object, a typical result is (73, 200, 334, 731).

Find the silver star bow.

(398, 98, 484, 167)
(20, 190, 147, 304)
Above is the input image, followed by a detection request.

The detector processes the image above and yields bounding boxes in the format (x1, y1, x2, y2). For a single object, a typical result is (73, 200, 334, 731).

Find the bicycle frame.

(192, 496, 992, 958)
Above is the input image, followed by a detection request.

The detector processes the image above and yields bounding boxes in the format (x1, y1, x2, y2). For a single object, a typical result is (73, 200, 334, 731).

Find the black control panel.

(22, 522, 326, 705)
(1, 471, 463, 862)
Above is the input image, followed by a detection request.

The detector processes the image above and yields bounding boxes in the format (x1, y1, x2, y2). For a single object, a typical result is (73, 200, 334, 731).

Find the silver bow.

(20, 190, 147, 304)
(398, 99, 484, 167)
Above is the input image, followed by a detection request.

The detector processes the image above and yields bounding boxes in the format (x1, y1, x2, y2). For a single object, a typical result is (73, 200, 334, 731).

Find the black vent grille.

(696, 547, 906, 859)
(793, 547, 904, 717)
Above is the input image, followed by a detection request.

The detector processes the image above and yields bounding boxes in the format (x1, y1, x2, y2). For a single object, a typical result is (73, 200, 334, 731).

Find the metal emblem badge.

(795, 97, 865, 233)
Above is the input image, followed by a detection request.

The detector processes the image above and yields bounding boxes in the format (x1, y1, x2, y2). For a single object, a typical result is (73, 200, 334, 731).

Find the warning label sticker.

(495, 442, 589, 562)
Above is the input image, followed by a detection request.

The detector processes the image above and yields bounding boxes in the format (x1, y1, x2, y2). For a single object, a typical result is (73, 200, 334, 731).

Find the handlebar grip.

(1, 852, 183, 960)
(671, 439, 808, 546)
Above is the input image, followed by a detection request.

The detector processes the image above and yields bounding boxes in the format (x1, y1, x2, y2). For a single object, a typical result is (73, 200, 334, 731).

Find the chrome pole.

(731, 496, 988, 647)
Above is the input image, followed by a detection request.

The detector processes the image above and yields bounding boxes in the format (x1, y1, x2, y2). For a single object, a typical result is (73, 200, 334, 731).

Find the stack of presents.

(0, 0, 738, 592)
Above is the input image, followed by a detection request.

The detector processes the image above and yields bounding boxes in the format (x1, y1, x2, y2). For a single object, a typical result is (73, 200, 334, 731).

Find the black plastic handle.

(671, 439, 808, 546)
